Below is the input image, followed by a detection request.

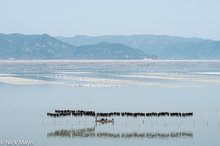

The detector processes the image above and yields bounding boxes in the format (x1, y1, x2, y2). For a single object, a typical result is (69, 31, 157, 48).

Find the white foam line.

(41, 75, 131, 84)
(0, 77, 123, 87)
(1, 59, 220, 64)
(58, 72, 92, 74)
(117, 75, 190, 81)
(0, 75, 203, 88)
(116, 74, 220, 84)
(0, 74, 14, 76)
(0, 77, 66, 85)
(40, 74, 202, 88)
(196, 72, 220, 75)
(135, 73, 203, 78)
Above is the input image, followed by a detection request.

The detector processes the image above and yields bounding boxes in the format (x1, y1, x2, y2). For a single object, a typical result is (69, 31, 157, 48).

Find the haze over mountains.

(58, 35, 220, 59)
(0, 33, 220, 60)
(0, 33, 153, 60)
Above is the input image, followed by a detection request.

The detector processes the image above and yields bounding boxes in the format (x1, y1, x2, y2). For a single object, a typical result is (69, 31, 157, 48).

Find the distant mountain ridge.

(0, 33, 153, 60)
(72, 42, 155, 59)
(1, 33, 220, 60)
(0, 33, 75, 59)
(57, 35, 220, 59)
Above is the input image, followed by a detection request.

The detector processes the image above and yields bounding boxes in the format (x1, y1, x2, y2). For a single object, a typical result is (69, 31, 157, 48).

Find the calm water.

(0, 60, 220, 146)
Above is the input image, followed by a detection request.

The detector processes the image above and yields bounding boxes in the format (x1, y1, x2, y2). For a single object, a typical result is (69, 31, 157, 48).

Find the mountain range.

(0, 33, 154, 60)
(0, 33, 220, 60)
(57, 35, 220, 59)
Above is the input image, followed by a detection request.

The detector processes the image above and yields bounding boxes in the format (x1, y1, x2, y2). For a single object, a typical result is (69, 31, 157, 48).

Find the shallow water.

(0, 60, 220, 146)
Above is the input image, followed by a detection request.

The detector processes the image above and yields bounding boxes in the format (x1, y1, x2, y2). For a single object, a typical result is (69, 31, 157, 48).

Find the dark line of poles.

(47, 110, 193, 118)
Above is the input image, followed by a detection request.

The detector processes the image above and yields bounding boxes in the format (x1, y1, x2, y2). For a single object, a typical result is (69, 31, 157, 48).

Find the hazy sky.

(0, 0, 220, 40)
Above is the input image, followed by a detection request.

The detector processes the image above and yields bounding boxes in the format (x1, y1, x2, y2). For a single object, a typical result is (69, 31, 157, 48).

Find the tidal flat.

(0, 60, 220, 146)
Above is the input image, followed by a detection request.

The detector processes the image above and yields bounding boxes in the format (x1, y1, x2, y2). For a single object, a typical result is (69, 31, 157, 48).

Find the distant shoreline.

(1, 59, 220, 63)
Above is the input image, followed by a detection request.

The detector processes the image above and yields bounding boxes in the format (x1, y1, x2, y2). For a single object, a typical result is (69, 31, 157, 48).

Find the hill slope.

(0, 33, 75, 59)
(73, 42, 155, 59)
(0, 33, 153, 59)
(57, 35, 220, 59)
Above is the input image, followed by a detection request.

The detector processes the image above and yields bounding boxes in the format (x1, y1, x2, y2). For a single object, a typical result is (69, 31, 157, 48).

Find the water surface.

(0, 60, 220, 146)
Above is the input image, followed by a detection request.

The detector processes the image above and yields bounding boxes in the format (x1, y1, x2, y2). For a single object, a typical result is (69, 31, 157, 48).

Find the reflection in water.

(47, 127, 193, 139)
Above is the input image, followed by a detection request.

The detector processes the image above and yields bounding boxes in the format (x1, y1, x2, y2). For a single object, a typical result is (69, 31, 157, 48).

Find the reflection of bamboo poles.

(205, 112, 208, 127)
(192, 115, 195, 126)
(54, 117, 56, 129)
(151, 117, 153, 127)
(219, 112, 220, 127)
(45, 116, 195, 130)
(178, 116, 181, 128)
(41, 114, 44, 124)
(192, 115, 195, 133)
(47, 128, 193, 139)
